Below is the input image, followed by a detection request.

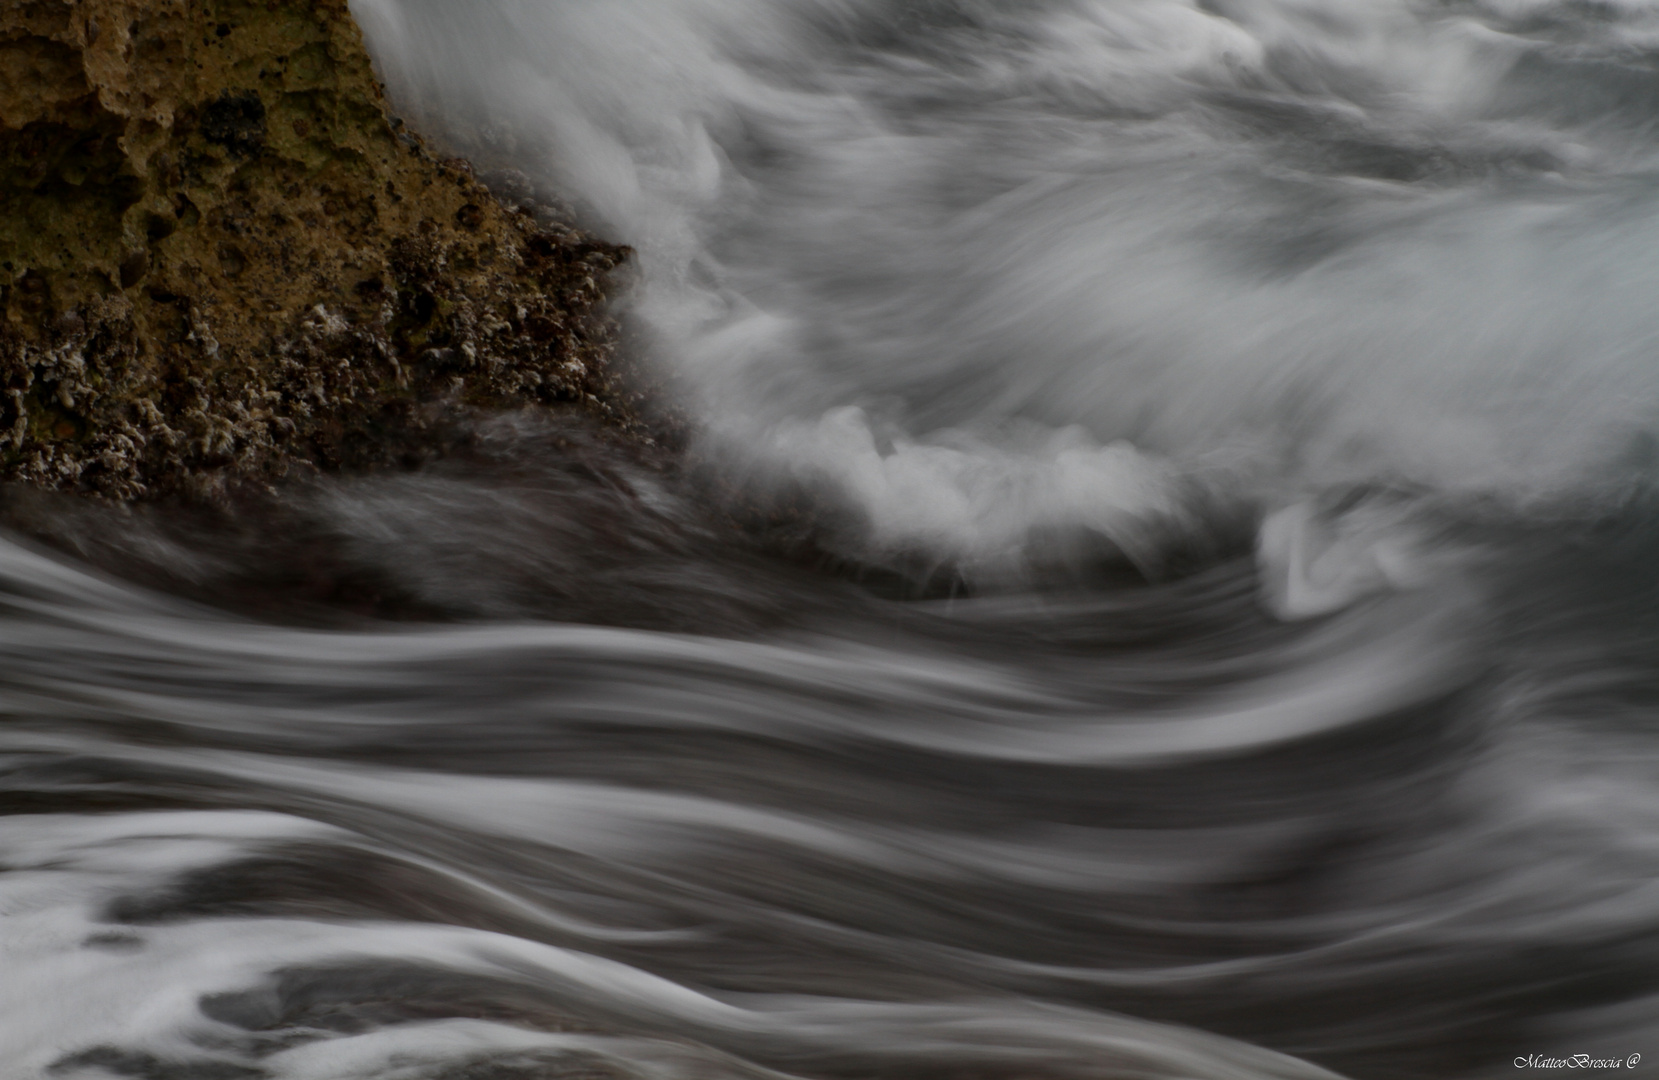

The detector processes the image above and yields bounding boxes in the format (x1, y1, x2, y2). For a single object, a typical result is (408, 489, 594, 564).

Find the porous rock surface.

(0, 0, 634, 499)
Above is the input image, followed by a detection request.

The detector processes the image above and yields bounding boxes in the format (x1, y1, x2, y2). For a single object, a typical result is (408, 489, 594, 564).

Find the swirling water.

(7, 1, 1659, 1077)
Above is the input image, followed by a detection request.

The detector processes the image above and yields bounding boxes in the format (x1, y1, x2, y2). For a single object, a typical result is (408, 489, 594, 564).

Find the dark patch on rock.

(199, 89, 267, 158)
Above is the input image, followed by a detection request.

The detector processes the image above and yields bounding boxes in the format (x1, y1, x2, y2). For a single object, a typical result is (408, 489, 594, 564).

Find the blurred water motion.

(9, 0, 1659, 1076)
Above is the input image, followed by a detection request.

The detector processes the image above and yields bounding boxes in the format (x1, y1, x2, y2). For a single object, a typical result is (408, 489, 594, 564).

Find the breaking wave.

(9, 0, 1659, 1077)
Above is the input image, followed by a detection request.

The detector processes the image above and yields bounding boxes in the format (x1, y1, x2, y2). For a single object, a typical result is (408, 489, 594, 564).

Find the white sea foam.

(353, 0, 1659, 589)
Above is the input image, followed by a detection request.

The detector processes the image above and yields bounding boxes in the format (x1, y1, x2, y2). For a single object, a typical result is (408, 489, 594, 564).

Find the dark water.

(9, 1, 1659, 1077)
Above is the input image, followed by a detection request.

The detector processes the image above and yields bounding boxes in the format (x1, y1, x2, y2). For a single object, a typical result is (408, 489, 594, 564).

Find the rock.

(0, 0, 638, 500)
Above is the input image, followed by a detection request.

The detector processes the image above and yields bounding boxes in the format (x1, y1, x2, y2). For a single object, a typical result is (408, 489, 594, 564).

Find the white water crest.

(355, 0, 1659, 574)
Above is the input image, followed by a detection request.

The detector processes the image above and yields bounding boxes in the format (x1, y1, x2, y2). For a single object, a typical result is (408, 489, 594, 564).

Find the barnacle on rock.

(0, 0, 639, 500)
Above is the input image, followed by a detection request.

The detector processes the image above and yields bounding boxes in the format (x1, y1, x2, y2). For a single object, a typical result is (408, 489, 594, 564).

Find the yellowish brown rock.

(0, 0, 634, 499)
